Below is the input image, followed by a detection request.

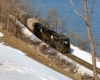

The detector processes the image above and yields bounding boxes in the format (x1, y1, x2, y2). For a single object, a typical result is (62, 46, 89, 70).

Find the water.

(27, 0, 100, 56)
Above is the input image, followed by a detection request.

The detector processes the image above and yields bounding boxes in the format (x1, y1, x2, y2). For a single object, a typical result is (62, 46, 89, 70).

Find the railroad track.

(11, 12, 100, 74)
(65, 54, 100, 74)
(26, 24, 100, 74)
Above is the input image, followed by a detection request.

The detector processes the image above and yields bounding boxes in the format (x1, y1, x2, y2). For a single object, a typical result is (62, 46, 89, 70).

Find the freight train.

(16, 13, 70, 53)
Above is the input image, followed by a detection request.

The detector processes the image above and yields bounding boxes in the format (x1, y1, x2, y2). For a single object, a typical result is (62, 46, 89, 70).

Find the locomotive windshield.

(63, 38, 70, 48)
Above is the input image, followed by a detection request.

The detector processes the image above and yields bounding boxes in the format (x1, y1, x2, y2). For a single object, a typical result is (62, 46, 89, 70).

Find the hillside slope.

(0, 26, 100, 80)
(0, 40, 71, 80)
(0, 29, 76, 79)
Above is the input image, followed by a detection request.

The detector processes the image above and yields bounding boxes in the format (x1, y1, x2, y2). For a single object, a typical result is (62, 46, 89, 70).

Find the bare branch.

(84, 0, 98, 79)
(90, 0, 95, 21)
(70, 0, 84, 18)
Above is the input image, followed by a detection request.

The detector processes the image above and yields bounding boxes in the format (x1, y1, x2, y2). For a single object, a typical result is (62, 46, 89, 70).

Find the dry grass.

(0, 29, 79, 80)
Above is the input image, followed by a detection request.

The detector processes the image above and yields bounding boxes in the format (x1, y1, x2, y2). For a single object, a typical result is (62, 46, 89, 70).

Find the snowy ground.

(71, 45, 100, 68)
(0, 32, 72, 80)
(9, 15, 100, 68)
(9, 15, 100, 78)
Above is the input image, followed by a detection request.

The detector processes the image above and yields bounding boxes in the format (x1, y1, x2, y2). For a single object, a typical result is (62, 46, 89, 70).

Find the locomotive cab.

(58, 36, 70, 53)
(62, 38, 70, 53)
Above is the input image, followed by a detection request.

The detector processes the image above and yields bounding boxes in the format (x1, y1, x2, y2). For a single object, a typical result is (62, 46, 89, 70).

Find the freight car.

(33, 22, 70, 53)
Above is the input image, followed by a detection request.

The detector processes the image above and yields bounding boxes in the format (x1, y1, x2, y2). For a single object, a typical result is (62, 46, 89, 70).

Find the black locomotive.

(33, 22, 70, 53)
(15, 11, 70, 53)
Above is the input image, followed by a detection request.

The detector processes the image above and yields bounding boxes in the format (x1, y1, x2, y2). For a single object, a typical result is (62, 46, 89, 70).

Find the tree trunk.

(83, 0, 98, 80)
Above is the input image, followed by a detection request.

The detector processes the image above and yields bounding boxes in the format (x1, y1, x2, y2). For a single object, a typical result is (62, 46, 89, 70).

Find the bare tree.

(44, 8, 59, 30)
(0, 0, 32, 36)
(70, 0, 98, 80)
(59, 19, 67, 35)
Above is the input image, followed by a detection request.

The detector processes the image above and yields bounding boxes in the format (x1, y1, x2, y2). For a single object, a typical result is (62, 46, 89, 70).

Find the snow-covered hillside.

(8, 15, 100, 79)
(0, 32, 71, 80)
(10, 15, 100, 68)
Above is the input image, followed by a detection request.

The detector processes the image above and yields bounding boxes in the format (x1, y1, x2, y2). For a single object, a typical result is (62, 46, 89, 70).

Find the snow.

(56, 52, 94, 76)
(71, 44, 100, 68)
(9, 15, 100, 78)
(0, 32, 4, 37)
(9, 14, 100, 68)
(0, 42, 71, 80)
(9, 15, 33, 37)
